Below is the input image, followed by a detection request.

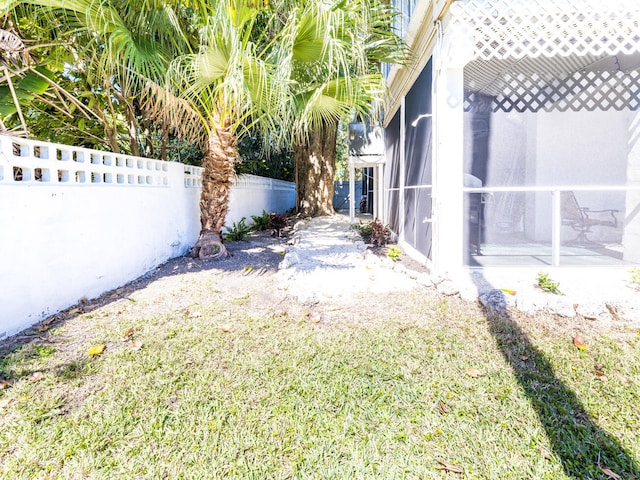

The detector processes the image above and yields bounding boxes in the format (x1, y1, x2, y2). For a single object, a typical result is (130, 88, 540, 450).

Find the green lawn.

(1, 292, 639, 479)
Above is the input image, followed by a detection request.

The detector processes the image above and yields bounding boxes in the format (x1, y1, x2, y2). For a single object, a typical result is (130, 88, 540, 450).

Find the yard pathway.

(278, 215, 639, 323)
(277, 215, 421, 305)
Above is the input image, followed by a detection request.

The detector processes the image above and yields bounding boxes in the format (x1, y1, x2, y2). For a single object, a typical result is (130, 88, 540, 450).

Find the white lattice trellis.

(465, 70, 640, 112)
(449, 0, 640, 61)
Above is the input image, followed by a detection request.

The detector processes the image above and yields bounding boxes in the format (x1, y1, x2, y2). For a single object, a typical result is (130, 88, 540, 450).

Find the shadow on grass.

(474, 273, 639, 479)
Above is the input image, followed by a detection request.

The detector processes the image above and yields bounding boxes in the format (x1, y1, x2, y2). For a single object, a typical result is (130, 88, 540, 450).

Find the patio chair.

(560, 191, 618, 244)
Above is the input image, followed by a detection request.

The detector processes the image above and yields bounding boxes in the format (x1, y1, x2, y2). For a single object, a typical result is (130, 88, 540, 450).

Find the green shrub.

(353, 221, 372, 236)
(354, 219, 391, 246)
(536, 272, 563, 295)
(224, 217, 251, 241)
(387, 245, 402, 262)
(250, 210, 271, 231)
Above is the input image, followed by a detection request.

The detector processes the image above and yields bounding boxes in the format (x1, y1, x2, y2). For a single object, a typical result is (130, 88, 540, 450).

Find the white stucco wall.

(0, 136, 295, 338)
(226, 175, 296, 227)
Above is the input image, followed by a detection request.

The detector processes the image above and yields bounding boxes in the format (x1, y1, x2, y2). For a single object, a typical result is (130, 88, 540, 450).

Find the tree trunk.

(160, 122, 169, 161)
(293, 121, 337, 217)
(190, 127, 237, 259)
(104, 124, 120, 154)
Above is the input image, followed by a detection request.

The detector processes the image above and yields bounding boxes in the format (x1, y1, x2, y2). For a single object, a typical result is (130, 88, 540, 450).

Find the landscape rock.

(437, 281, 460, 297)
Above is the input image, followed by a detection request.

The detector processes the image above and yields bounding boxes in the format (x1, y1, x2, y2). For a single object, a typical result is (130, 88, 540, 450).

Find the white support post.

(349, 161, 356, 223)
(399, 97, 406, 242)
(433, 65, 465, 275)
(372, 165, 379, 219)
(551, 190, 561, 267)
(377, 164, 384, 222)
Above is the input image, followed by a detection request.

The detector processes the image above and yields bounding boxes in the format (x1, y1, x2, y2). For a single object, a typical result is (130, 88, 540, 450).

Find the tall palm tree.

(282, 0, 405, 216)
(149, 0, 290, 258)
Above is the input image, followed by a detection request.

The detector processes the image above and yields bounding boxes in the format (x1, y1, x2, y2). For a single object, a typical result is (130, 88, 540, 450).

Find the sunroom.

(382, 0, 640, 274)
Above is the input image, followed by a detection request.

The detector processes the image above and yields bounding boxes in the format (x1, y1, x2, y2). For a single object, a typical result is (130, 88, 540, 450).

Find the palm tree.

(3, 0, 195, 154)
(5, 0, 290, 259)
(149, 0, 290, 258)
(282, 0, 405, 216)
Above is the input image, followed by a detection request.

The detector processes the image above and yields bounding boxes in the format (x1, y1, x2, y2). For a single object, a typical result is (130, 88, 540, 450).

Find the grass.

(0, 293, 639, 479)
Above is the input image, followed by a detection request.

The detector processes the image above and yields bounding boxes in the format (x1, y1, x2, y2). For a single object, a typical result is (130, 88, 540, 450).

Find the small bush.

(370, 219, 391, 246)
(353, 221, 372, 237)
(536, 272, 563, 295)
(250, 210, 271, 231)
(387, 245, 401, 262)
(224, 217, 251, 241)
(268, 213, 288, 237)
(354, 220, 391, 246)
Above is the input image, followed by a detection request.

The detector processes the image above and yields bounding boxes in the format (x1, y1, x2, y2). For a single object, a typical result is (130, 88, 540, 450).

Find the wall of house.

(623, 109, 640, 262)
(0, 136, 295, 338)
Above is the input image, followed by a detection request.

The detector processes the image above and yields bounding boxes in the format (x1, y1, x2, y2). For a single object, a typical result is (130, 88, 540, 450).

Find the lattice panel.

(464, 70, 640, 113)
(450, 0, 640, 61)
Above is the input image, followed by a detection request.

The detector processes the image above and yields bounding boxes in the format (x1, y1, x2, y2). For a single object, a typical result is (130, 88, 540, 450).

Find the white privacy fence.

(0, 135, 295, 338)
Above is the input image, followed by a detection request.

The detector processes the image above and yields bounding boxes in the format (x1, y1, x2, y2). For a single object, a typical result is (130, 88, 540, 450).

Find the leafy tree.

(0, 13, 101, 140)
(2, 0, 196, 155)
(236, 130, 294, 181)
(282, 0, 405, 216)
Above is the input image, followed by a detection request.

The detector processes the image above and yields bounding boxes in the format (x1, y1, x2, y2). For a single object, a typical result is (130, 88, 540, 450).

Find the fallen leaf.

(29, 371, 44, 382)
(520, 354, 529, 361)
(593, 369, 608, 382)
(601, 467, 621, 479)
(501, 288, 517, 295)
(37, 325, 49, 333)
(436, 460, 463, 474)
(219, 324, 234, 333)
(539, 446, 551, 459)
(464, 367, 484, 378)
(437, 400, 451, 414)
(123, 327, 135, 340)
(87, 344, 106, 356)
(41, 317, 56, 327)
(0, 380, 10, 390)
(131, 341, 143, 351)
(573, 335, 588, 350)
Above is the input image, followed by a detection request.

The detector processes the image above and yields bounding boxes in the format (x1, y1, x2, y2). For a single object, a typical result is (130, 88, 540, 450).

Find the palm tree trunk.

(293, 121, 337, 217)
(191, 127, 237, 259)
